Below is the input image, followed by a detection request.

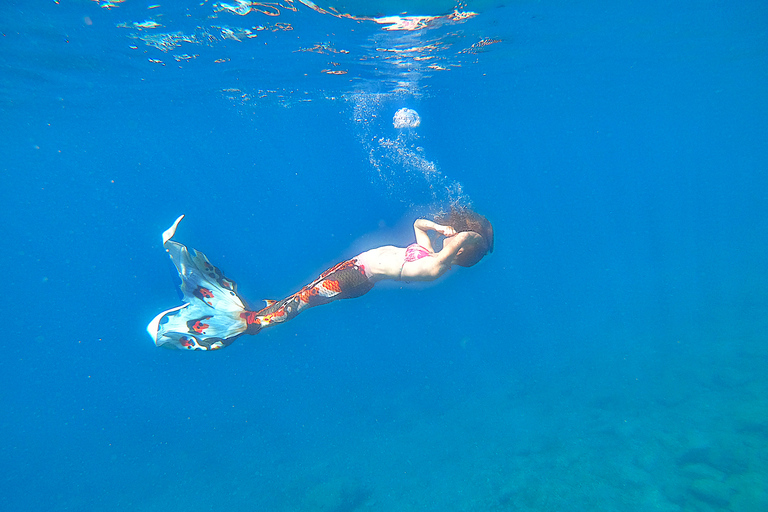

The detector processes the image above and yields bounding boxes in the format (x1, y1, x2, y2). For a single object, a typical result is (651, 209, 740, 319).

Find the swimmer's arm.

(435, 231, 478, 264)
(419, 231, 480, 280)
(413, 219, 456, 252)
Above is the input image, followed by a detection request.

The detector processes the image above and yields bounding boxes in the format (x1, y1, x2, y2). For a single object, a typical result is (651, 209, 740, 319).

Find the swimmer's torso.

(356, 245, 438, 282)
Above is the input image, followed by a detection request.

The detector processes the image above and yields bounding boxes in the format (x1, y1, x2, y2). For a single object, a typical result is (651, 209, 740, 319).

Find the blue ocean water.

(2, 0, 767, 510)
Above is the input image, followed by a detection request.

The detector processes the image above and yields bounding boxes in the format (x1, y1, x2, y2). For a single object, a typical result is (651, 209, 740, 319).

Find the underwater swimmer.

(147, 208, 494, 351)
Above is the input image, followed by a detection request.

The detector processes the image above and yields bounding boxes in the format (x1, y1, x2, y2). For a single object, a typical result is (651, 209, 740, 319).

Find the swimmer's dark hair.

(435, 206, 494, 267)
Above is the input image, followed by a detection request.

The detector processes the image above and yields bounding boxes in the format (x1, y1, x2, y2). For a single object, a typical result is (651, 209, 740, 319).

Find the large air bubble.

(349, 93, 469, 207)
(393, 108, 421, 129)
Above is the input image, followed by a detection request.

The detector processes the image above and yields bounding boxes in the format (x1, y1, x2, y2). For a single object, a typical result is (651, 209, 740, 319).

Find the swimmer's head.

(435, 207, 494, 267)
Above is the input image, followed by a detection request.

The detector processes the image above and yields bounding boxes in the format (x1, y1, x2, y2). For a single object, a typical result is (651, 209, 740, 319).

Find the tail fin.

(147, 216, 252, 350)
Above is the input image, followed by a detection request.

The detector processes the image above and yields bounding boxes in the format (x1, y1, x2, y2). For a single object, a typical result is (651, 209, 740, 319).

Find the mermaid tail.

(252, 258, 374, 329)
(147, 215, 252, 350)
(148, 216, 375, 351)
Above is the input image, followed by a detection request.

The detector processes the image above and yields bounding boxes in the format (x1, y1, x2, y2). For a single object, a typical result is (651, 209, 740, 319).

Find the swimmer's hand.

(435, 225, 456, 237)
(414, 219, 457, 245)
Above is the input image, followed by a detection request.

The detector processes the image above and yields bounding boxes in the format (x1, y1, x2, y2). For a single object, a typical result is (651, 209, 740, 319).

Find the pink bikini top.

(404, 243, 431, 263)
